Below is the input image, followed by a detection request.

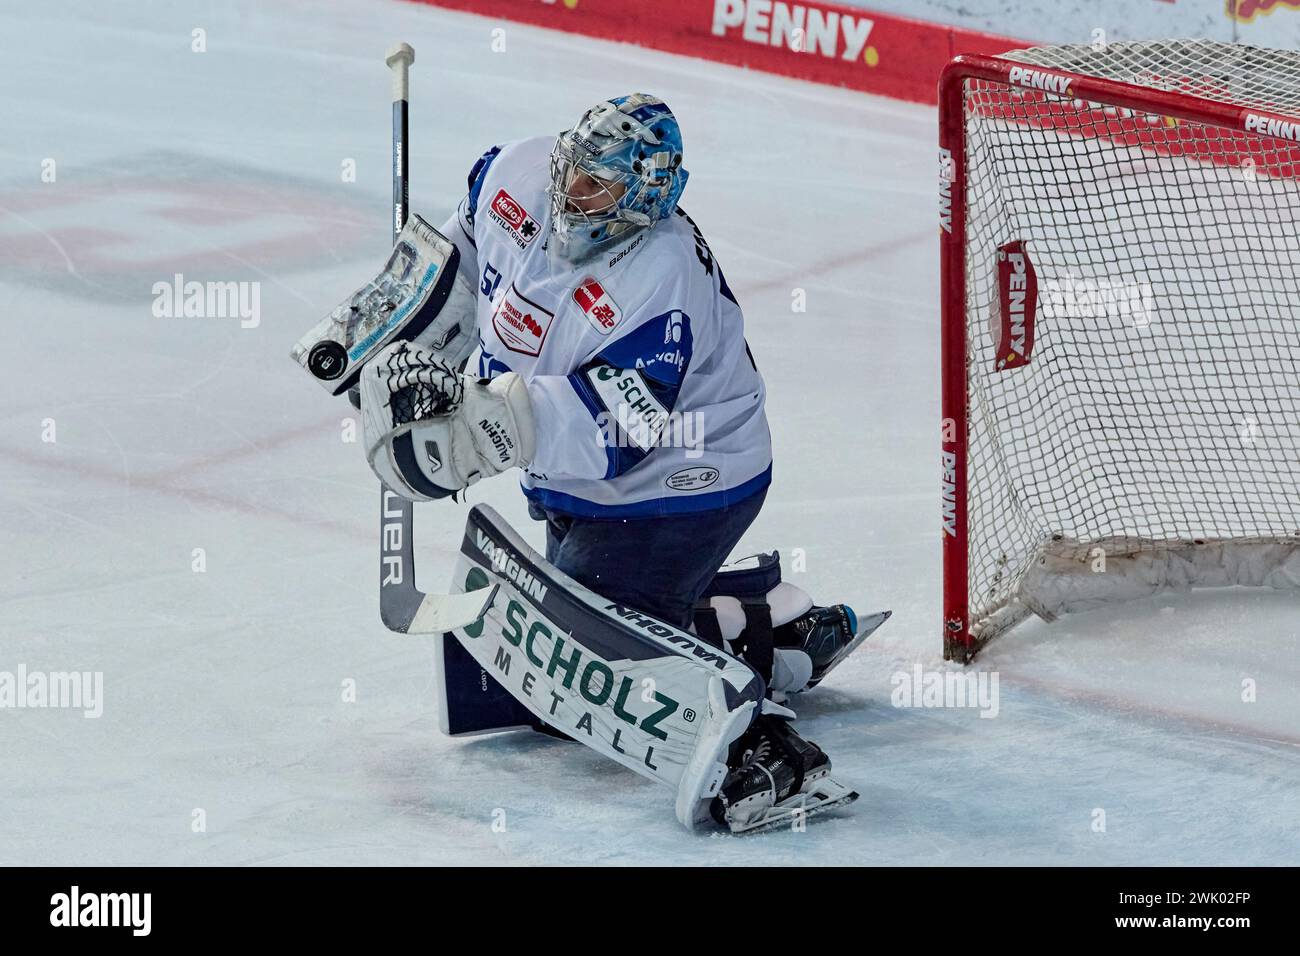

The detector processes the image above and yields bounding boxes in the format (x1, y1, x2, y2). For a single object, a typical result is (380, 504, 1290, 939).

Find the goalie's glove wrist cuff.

(409, 372, 535, 494)
(361, 342, 535, 500)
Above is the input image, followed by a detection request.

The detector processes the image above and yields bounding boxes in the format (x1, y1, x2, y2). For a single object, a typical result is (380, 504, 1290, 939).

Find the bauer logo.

(573, 277, 621, 334)
(991, 240, 1037, 371)
(380, 491, 405, 587)
(1244, 112, 1300, 142)
(1006, 66, 1072, 97)
(488, 189, 541, 248)
(608, 231, 647, 269)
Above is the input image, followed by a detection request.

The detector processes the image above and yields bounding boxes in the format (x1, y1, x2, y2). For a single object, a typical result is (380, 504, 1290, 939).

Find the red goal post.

(939, 42, 1300, 663)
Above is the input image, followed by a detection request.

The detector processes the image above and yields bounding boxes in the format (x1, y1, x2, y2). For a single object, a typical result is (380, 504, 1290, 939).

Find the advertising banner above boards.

(410, 0, 1023, 105)
(827, 0, 1300, 48)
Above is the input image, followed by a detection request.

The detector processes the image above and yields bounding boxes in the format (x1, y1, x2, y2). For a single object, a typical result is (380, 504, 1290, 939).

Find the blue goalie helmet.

(548, 93, 689, 263)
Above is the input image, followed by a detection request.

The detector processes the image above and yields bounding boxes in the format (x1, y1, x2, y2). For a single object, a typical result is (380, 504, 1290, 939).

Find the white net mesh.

(1008, 39, 1300, 114)
(959, 40, 1300, 641)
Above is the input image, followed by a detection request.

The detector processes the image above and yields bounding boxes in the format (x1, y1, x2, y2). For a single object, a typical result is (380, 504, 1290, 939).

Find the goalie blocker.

(290, 214, 478, 395)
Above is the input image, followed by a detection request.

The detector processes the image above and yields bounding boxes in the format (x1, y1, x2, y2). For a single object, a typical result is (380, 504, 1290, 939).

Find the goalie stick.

(380, 488, 499, 634)
(375, 43, 495, 637)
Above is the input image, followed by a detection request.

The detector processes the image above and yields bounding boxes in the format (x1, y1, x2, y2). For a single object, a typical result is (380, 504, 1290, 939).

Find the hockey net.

(940, 40, 1300, 662)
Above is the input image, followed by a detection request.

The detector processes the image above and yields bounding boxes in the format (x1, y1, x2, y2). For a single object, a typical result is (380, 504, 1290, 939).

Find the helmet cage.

(546, 96, 687, 262)
(548, 136, 653, 248)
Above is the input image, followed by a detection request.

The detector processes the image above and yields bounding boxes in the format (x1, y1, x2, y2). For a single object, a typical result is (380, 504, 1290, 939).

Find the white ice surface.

(1, 0, 1297, 865)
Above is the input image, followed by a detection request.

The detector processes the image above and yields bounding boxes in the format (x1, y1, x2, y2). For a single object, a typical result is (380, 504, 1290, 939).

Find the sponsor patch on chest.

(572, 278, 622, 335)
(492, 283, 554, 356)
(487, 188, 541, 249)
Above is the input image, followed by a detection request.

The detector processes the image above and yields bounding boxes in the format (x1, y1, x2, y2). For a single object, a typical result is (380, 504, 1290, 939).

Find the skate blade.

(725, 777, 859, 836)
(805, 609, 891, 690)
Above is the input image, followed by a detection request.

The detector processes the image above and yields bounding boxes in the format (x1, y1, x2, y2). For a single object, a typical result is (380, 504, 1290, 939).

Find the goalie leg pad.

(442, 505, 767, 826)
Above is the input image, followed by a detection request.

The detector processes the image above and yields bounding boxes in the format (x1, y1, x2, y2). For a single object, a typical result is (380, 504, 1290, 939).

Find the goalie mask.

(548, 93, 689, 264)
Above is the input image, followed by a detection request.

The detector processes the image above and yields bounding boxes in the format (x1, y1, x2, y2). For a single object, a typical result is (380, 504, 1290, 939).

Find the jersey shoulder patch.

(600, 309, 693, 387)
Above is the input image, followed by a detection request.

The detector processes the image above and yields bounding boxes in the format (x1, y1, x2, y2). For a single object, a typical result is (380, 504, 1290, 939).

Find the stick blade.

(403, 584, 499, 635)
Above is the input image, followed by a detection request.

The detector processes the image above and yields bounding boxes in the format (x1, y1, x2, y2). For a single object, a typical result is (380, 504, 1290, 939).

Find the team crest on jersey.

(572, 278, 622, 335)
(488, 189, 541, 249)
(492, 283, 554, 356)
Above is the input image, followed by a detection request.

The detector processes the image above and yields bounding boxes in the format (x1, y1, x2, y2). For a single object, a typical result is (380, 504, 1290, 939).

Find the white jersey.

(440, 136, 771, 518)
